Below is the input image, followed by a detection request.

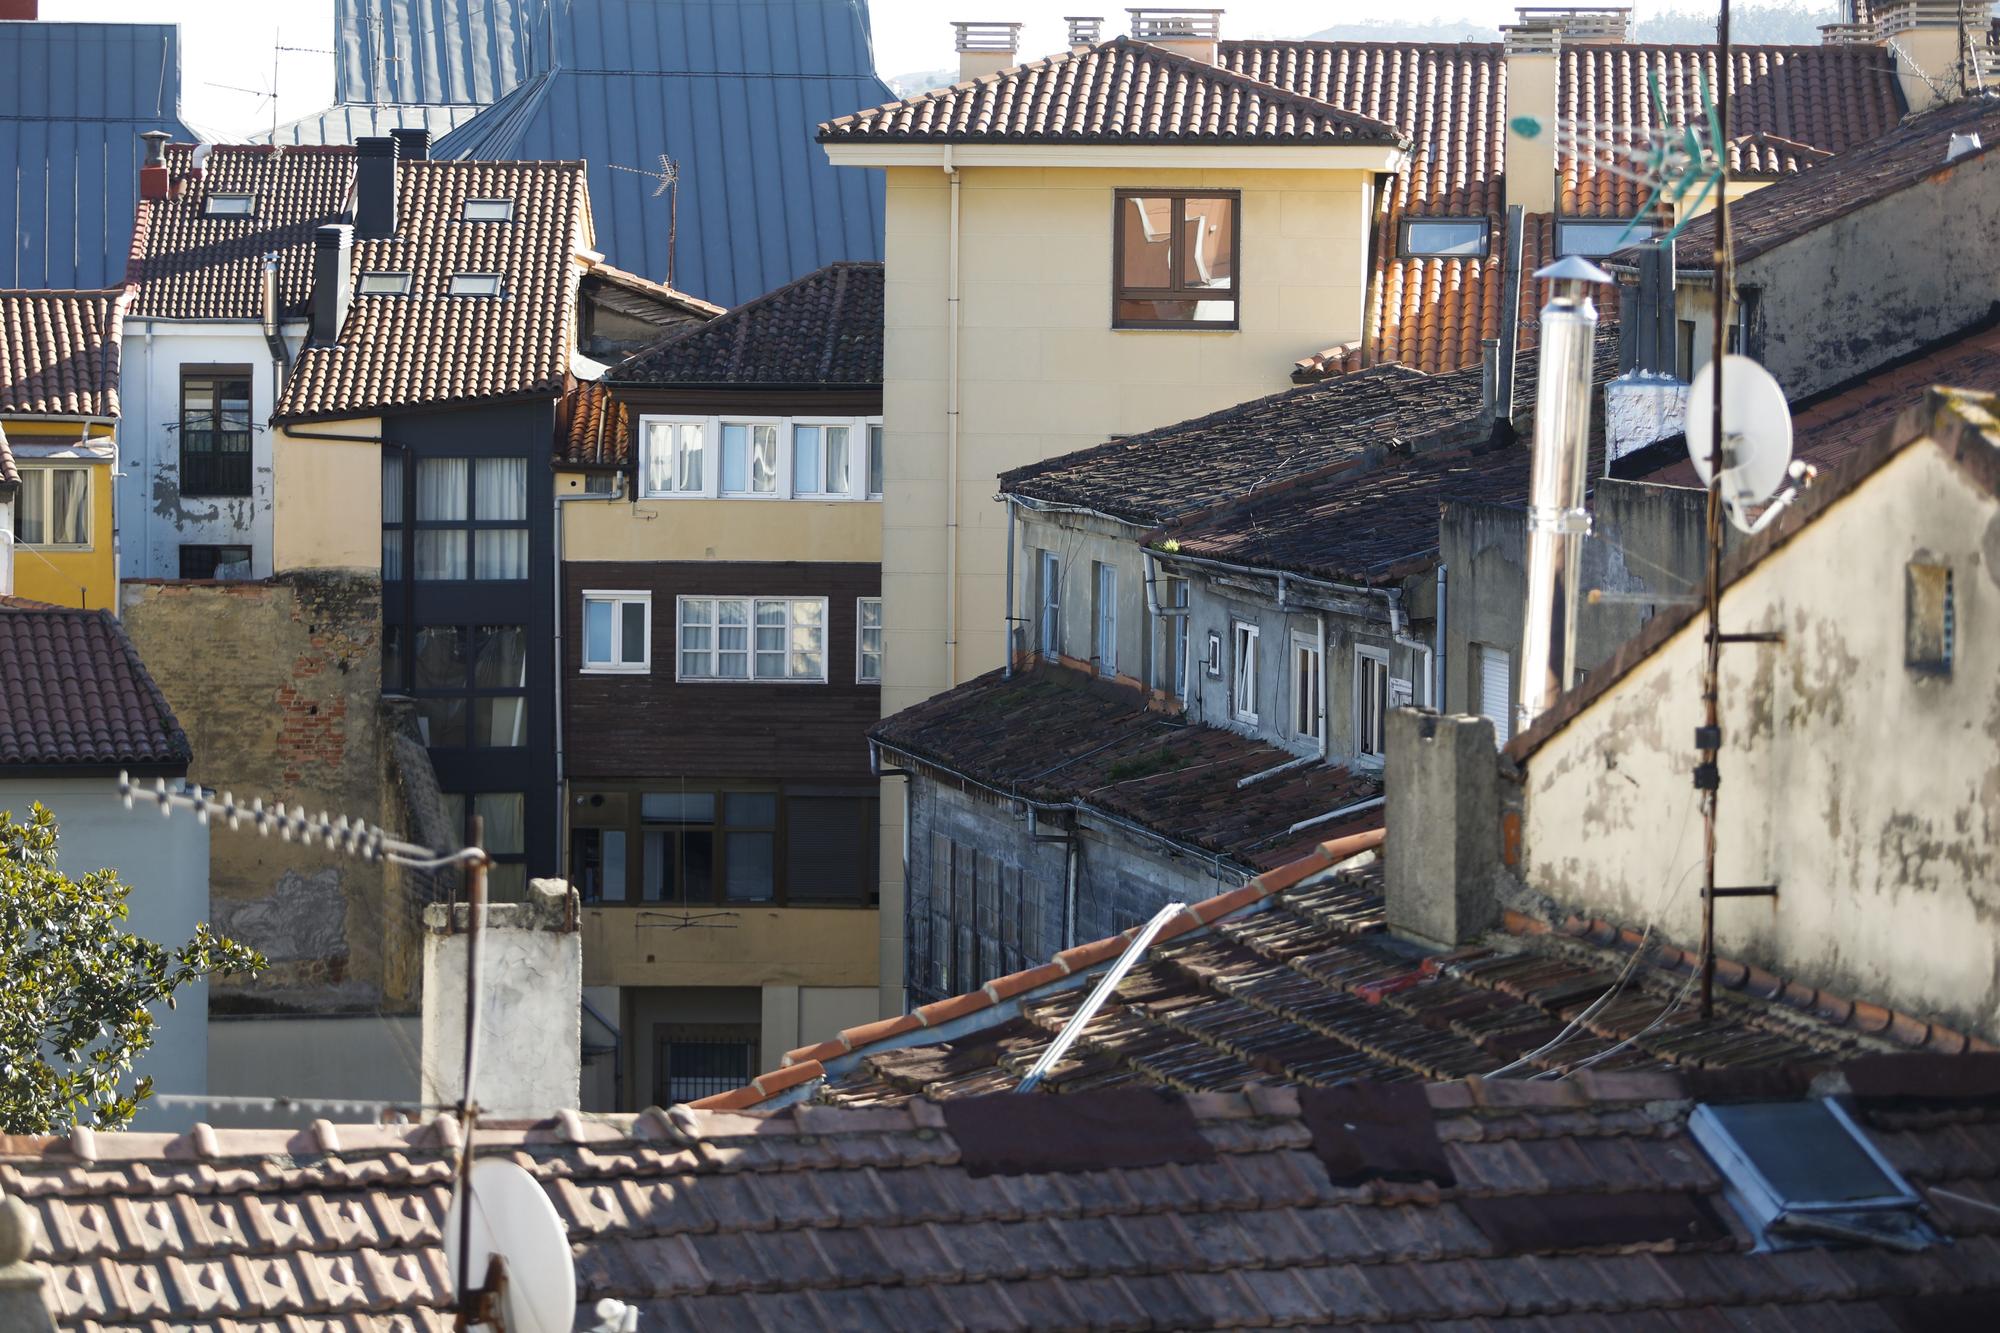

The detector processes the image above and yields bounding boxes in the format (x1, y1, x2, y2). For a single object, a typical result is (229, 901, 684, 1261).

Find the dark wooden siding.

(564, 560, 881, 783)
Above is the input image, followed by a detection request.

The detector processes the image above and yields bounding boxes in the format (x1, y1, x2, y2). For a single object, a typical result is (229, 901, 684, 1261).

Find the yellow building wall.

(582, 905, 879, 990)
(557, 470, 881, 564)
(9, 421, 117, 610)
(272, 419, 383, 572)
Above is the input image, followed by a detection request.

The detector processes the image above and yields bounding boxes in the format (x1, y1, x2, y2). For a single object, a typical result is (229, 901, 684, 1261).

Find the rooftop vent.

(1503, 6, 1632, 51)
(1947, 131, 1983, 163)
(1689, 1099, 1935, 1252)
(1067, 14, 1105, 48)
(1128, 8, 1222, 63)
(953, 20, 1022, 81)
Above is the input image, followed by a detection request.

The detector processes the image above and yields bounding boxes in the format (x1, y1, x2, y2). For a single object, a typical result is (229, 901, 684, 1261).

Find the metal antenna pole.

(454, 814, 489, 1330)
(1699, 0, 1733, 1023)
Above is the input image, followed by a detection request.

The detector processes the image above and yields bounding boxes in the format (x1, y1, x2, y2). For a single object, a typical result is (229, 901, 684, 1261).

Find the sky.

(57, 0, 1561, 139)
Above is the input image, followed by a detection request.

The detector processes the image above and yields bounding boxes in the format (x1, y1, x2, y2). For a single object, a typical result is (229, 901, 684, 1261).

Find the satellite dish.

(442, 1158, 576, 1333)
(1686, 354, 1793, 512)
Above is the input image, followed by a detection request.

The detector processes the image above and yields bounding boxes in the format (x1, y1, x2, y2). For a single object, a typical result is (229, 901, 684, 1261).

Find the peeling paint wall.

(1521, 439, 2000, 1036)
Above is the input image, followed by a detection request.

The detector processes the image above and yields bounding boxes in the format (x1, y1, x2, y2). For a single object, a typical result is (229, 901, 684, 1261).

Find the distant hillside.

(1305, 6, 1848, 45)
(887, 67, 956, 97)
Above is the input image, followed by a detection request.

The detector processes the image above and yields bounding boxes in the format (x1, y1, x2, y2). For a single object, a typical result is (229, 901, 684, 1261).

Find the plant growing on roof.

(0, 805, 265, 1134)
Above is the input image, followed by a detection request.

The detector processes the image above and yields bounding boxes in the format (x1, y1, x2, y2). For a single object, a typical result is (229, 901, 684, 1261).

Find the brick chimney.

(1878, 1, 1995, 111)
(138, 130, 171, 202)
(953, 20, 1022, 81)
(421, 879, 582, 1120)
(353, 135, 398, 240)
(1129, 7, 1222, 64)
(309, 223, 353, 345)
(0, 1, 38, 20)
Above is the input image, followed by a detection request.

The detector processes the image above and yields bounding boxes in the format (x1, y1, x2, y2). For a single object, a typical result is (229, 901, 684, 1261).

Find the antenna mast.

(1697, 0, 1733, 1022)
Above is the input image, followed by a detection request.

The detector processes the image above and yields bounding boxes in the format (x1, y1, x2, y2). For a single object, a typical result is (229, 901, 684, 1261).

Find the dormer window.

(449, 274, 502, 297)
(358, 272, 412, 295)
(1401, 218, 1489, 258)
(205, 193, 255, 217)
(463, 198, 515, 222)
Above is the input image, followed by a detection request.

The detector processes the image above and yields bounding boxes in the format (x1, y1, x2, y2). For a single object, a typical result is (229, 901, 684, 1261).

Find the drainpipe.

(1383, 587, 1435, 708)
(1316, 610, 1328, 756)
(260, 251, 291, 385)
(1433, 562, 1448, 710)
(553, 471, 628, 869)
(944, 145, 962, 686)
(1286, 793, 1388, 837)
(1002, 494, 1016, 677)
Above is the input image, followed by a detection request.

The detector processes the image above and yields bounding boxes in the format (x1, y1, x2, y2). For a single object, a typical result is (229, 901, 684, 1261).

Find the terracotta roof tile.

(0, 289, 129, 419)
(0, 605, 189, 771)
(820, 38, 1406, 147)
(605, 260, 883, 389)
(555, 380, 630, 468)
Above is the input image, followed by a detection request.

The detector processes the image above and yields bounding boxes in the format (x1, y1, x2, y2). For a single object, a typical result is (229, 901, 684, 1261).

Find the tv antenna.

(442, 1157, 578, 1332)
(1685, 353, 1816, 535)
(609, 153, 682, 287)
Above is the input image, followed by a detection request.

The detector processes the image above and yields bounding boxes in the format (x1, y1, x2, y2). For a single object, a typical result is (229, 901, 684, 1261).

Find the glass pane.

(751, 425, 778, 493)
(487, 863, 526, 899)
(642, 831, 667, 901)
(1120, 195, 1174, 288)
(474, 458, 526, 521)
(415, 626, 469, 690)
(220, 379, 252, 432)
(861, 599, 883, 629)
(1182, 196, 1234, 290)
(1706, 1102, 1905, 1204)
(415, 530, 467, 580)
(676, 423, 703, 492)
(19, 472, 44, 544)
(416, 458, 468, 520)
(1559, 221, 1643, 257)
(868, 425, 884, 497)
(439, 793, 466, 845)
(793, 426, 821, 493)
(416, 697, 467, 747)
(601, 831, 626, 902)
(725, 793, 777, 826)
(724, 831, 774, 902)
(473, 528, 527, 579)
(475, 697, 526, 747)
(791, 600, 824, 679)
(644, 423, 675, 494)
(475, 625, 526, 687)
(620, 602, 647, 664)
(825, 426, 850, 495)
(721, 424, 748, 492)
(381, 453, 404, 524)
(584, 601, 613, 665)
(382, 529, 403, 581)
(382, 624, 405, 691)
(52, 470, 88, 544)
(475, 792, 525, 855)
(1406, 220, 1488, 257)
(1117, 297, 1203, 324)
(642, 792, 716, 823)
(682, 831, 714, 900)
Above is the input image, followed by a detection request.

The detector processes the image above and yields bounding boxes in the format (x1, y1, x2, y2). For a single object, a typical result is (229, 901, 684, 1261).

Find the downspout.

(1383, 587, 1435, 708)
(1026, 805, 1077, 950)
(554, 470, 628, 873)
(1316, 610, 1327, 756)
(1003, 494, 1016, 677)
(1433, 562, 1448, 711)
(944, 145, 962, 686)
(260, 252, 292, 385)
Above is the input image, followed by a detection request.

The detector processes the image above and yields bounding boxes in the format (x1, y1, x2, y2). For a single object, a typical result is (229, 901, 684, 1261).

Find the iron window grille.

(179, 371, 253, 497)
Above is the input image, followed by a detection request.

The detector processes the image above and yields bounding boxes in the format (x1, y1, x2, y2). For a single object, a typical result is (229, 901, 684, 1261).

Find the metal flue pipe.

(1517, 256, 1611, 732)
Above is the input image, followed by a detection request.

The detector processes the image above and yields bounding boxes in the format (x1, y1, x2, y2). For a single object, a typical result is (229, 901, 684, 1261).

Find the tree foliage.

(0, 804, 266, 1133)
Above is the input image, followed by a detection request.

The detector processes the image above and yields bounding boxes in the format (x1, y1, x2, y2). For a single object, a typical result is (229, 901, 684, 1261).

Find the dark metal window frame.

(178, 543, 252, 580)
(400, 622, 532, 751)
(392, 454, 530, 584)
(178, 366, 254, 498)
(1111, 189, 1242, 330)
(1398, 216, 1492, 259)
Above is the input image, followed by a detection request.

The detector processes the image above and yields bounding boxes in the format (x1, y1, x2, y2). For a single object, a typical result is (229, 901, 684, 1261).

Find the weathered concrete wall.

(1016, 508, 1153, 688)
(206, 1015, 422, 1125)
(120, 571, 414, 1014)
(422, 880, 582, 1119)
(1383, 711, 1500, 947)
(1521, 437, 2000, 1037)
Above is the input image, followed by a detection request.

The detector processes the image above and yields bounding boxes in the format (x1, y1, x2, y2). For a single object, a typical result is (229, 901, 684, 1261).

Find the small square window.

(1401, 218, 1489, 258)
(358, 272, 412, 295)
(583, 591, 651, 673)
(463, 198, 515, 221)
(205, 193, 255, 217)
(448, 274, 501, 297)
(1906, 562, 1954, 675)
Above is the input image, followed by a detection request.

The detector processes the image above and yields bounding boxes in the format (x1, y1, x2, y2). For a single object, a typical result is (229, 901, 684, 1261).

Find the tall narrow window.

(582, 592, 651, 673)
(720, 422, 779, 495)
(1165, 576, 1189, 699)
(1114, 191, 1240, 328)
(1356, 646, 1390, 762)
(1907, 562, 1954, 676)
(1293, 631, 1323, 744)
(472, 457, 527, 579)
(1039, 552, 1062, 662)
(1231, 621, 1259, 722)
(381, 451, 404, 580)
(179, 370, 253, 497)
(1476, 643, 1513, 741)
(867, 424, 885, 499)
(1093, 562, 1118, 677)
(793, 424, 852, 497)
(857, 597, 884, 683)
(642, 421, 705, 497)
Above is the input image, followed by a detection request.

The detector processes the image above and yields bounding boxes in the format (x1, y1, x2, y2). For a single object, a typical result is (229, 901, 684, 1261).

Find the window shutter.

(786, 796, 875, 902)
(1479, 646, 1512, 740)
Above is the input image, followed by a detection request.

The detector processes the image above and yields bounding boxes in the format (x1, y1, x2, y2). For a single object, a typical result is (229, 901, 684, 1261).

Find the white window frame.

(1231, 620, 1259, 723)
(448, 273, 502, 296)
(1163, 576, 1189, 700)
(640, 418, 709, 497)
(463, 198, 516, 221)
(866, 423, 885, 500)
(1093, 562, 1118, 677)
(856, 596, 884, 683)
(581, 591, 652, 674)
(717, 417, 785, 497)
(1291, 629, 1323, 745)
(790, 419, 860, 499)
(636, 414, 883, 502)
(1205, 629, 1222, 678)
(1038, 551, 1062, 662)
(204, 193, 255, 217)
(676, 595, 829, 684)
(1355, 644, 1391, 764)
(357, 272, 412, 295)
(16, 465, 92, 549)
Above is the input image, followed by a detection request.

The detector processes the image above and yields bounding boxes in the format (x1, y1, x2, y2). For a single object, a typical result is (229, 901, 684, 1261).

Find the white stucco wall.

(1520, 432, 2000, 1036)
(1, 777, 210, 1130)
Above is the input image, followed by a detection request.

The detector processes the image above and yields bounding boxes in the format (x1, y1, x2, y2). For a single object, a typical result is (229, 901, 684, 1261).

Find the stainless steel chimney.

(1517, 255, 1610, 731)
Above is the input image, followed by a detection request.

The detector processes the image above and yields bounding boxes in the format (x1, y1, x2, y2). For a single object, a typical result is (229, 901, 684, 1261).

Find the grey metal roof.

(0, 21, 203, 289)
(334, 0, 543, 106)
(253, 102, 484, 148)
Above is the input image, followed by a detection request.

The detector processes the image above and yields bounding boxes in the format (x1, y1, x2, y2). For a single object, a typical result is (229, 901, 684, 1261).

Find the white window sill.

(581, 665, 651, 675)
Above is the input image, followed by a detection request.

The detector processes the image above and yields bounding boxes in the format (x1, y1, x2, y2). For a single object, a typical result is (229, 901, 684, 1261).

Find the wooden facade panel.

(564, 560, 881, 783)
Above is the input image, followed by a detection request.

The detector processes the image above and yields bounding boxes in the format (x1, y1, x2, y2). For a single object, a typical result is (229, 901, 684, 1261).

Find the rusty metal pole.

(1699, 2, 1734, 1023)
(454, 815, 488, 1330)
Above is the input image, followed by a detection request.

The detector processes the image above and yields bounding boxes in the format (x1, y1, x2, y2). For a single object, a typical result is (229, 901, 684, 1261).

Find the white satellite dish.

(442, 1158, 576, 1333)
(1686, 354, 1794, 514)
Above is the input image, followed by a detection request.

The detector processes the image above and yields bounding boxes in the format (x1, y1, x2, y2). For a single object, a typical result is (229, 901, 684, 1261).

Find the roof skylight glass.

(1556, 219, 1648, 257)
(357, 273, 412, 295)
(205, 193, 255, 217)
(448, 274, 502, 297)
(463, 198, 515, 222)
(1403, 219, 1489, 258)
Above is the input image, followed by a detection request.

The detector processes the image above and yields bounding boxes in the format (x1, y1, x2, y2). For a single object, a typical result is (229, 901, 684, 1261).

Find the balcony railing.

(179, 429, 253, 496)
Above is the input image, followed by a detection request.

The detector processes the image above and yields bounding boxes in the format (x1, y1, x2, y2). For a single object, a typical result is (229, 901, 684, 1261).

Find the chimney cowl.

(138, 130, 172, 201)
(391, 127, 431, 161)
(310, 223, 354, 346)
(952, 19, 1023, 81)
(1066, 14, 1105, 48)
(1127, 7, 1223, 63)
(353, 136, 398, 240)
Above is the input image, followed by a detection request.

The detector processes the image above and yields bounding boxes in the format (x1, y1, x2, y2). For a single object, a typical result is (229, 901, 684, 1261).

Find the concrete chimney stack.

(1067, 15, 1105, 49)
(1877, 1, 1996, 111)
(309, 224, 353, 346)
(1385, 710, 1503, 947)
(953, 20, 1023, 81)
(1128, 7, 1222, 64)
(422, 879, 582, 1121)
(353, 136, 398, 240)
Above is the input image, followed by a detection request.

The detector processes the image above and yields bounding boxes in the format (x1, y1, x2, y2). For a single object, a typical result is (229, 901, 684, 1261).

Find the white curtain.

(416, 458, 467, 520)
(474, 529, 527, 580)
(415, 531, 468, 580)
(52, 470, 88, 545)
(474, 458, 526, 521)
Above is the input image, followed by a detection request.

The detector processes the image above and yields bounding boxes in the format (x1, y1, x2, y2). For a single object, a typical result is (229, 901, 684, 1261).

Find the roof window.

(205, 193, 255, 218)
(357, 272, 412, 296)
(1556, 218, 1649, 257)
(463, 198, 515, 222)
(448, 274, 502, 297)
(1688, 1099, 1934, 1251)
(1402, 219, 1490, 259)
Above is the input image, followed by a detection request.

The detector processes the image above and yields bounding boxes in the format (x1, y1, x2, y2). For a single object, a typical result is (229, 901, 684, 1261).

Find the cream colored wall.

(272, 419, 383, 572)
(581, 905, 879, 990)
(1520, 432, 2000, 1036)
(558, 472, 881, 564)
(1503, 52, 1559, 215)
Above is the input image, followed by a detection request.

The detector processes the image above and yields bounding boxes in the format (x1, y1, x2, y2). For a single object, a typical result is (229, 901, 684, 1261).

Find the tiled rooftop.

(0, 605, 190, 773)
(275, 158, 589, 422)
(11, 1053, 2000, 1328)
(557, 380, 630, 468)
(605, 260, 883, 390)
(819, 37, 1407, 147)
(871, 665, 1383, 873)
(0, 289, 127, 419)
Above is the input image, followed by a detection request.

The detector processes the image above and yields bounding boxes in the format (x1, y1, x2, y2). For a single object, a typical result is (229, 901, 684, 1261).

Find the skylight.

(1556, 218, 1648, 257)
(463, 198, 515, 222)
(1403, 219, 1490, 258)
(205, 193, 255, 217)
(357, 273, 412, 295)
(448, 274, 502, 297)
(1689, 1099, 1933, 1251)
